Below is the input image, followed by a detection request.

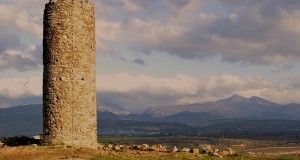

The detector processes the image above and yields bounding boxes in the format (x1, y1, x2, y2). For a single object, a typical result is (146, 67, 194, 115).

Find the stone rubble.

(0, 141, 4, 147)
(172, 146, 178, 152)
(100, 143, 236, 158)
(191, 148, 200, 154)
(181, 147, 191, 152)
(141, 144, 149, 151)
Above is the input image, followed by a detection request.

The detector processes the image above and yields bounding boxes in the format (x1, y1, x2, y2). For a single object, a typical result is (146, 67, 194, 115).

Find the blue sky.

(0, 0, 300, 112)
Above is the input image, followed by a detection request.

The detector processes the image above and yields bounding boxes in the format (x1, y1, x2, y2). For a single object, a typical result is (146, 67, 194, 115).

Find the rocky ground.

(0, 137, 237, 160)
(1, 137, 300, 160)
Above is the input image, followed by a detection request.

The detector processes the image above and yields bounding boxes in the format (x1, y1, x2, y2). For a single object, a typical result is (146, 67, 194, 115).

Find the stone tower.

(43, 0, 97, 148)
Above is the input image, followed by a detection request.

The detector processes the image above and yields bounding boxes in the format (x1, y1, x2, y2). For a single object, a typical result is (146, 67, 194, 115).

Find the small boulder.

(158, 145, 167, 152)
(172, 146, 178, 153)
(200, 144, 213, 154)
(228, 148, 235, 155)
(141, 144, 149, 151)
(181, 148, 190, 153)
(203, 145, 212, 150)
(205, 148, 214, 155)
(191, 148, 199, 154)
(130, 145, 141, 150)
(31, 135, 41, 140)
(0, 141, 4, 147)
(149, 145, 159, 151)
(114, 145, 121, 151)
(213, 149, 219, 157)
(107, 144, 113, 149)
(149, 144, 167, 152)
(97, 143, 104, 150)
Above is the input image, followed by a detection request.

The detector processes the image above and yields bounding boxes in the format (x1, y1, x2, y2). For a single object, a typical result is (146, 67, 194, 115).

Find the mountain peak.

(218, 94, 246, 103)
(249, 96, 262, 100)
(96, 101, 130, 115)
(248, 96, 274, 105)
(230, 94, 245, 99)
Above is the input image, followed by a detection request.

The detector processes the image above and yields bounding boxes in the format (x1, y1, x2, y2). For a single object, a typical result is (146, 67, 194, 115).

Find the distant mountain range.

(97, 101, 130, 115)
(0, 103, 9, 109)
(1, 95, 300, 137)
(143, 94, 300, 121)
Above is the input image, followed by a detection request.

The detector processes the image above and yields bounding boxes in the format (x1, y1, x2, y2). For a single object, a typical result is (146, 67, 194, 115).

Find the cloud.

(94, 0, 300, 65)
(0, 4, 42, 37)
(0, 73, 300, 112)
(133, 58, 146, 65)
(0, 50, 41, 72)
(0, 31, 21, 54)
(271, 63, 294, 73)
(2, 0, 300, 66)
(0, 76, 42, 98)
(0, 3, 43, 72)
(95, 73, 300, 112)
(119, 57, 146, 65)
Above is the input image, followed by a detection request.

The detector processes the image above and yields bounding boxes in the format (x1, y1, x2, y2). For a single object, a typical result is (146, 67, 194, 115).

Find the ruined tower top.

(48, 0, 93, 4)
(43, 0, 97, 148)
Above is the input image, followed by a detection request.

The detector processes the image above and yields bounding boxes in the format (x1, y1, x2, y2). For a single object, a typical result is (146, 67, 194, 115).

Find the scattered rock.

(107, 144, 113, 150)
(31, 135, 41, 140)
(130, 145, 141, 150)
(97, 143, 104, 150)
(95, 142, 235, 158)
(158, 145, 167, 152)
(191, 148, 199, 154)
(0, 141, 4, 147)
(172, 146, 178, 153)
(228, 148, 235, 155)
(149, 145, 159, 152)
(149, 144, 167, 152)
(213, 149, 219, 157)
(141, 144, 149, 151)
(203, 145, 212, 150)
(114, 145, 121, 151)
(205, 148, 214, 155)
(200, 144, 214, 154)
(181, 148, 190, 153)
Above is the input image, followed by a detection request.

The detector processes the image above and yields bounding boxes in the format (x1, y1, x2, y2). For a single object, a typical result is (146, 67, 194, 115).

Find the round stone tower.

(43, 0, 97, 148)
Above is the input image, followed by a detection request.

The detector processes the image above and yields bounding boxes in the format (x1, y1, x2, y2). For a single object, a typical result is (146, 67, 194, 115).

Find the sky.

(0, 0, 300, 113)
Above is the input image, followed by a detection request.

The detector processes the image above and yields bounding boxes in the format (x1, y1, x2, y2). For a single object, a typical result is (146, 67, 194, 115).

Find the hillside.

(143, 95, 300, 120)
(1, 95, 300, 137)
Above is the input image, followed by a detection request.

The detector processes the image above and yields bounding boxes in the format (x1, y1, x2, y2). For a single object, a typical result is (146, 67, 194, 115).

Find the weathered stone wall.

(43, 0, 97, 148)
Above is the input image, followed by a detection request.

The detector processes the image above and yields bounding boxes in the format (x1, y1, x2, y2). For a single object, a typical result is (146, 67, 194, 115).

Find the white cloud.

(0, 50, 41, 72)
(94, 0, 300, 65)
(0, 76, 42, 98)
(0, 4, 42, 37)
(96, 73, 300, 111)
(0, 73, 300, 111)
